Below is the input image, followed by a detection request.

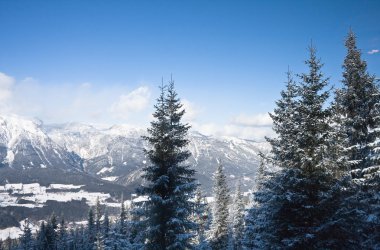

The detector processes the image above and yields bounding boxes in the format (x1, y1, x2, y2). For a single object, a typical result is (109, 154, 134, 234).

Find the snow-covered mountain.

(0, 115, 82, 171)
(0, 115, 270, 194)
(46, 122, 270, 193)
(0, 116, 134, 229)
(0, 115, 270, 230)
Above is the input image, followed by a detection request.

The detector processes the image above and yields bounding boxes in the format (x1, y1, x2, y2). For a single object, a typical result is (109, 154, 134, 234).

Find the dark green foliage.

(244, 45, 343, 249)
(137, 79, 197, 249)
(21, 220, 33, 250)
(230, 181, 245, 250)
(335, 30, 380, 170)
(210, 164, 230, 250)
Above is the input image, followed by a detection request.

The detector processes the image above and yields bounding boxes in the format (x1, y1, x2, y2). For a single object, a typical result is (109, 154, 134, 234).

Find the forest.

(1, 30, 379, 250)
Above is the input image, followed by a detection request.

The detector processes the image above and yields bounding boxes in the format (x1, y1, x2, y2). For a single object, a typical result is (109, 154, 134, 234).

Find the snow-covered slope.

(47, 123, 270, 193)
(0, 115, 270, 194)
(0, 115, 81, 171)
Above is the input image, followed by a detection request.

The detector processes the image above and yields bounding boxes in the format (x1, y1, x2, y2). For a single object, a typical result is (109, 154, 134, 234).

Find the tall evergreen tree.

(119, 195, 127, 235)
(266, 69, 300, 168)
(192, 187, 208, 248)
(21, 219, 33, 250)
(87, 208, 96, 248)
(45, 214, 58, 250)
(335, 30, 380, 170)
(230, 181, 245, 250)
(244, 46, 341, 249)
(209, 164, 230, 250)
(36, 222, 48, 250)
(103, 210, 110, 237)
(138, 79, 197, 249)
(57, 219, 68, 250)
(334, 30, 380, 248)
(95, 197, 102, 234)
(243, 159, 276, 249)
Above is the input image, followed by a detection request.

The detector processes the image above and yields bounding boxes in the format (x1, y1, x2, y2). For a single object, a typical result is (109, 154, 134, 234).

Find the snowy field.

(0, 183, 115, 208)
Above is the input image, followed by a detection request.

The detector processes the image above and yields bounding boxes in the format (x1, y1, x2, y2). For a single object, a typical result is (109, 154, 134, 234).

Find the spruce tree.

(58, 219, 67, 250)
(21, 219, 33, 250)
(192, 187, 208, 248)
(36, 222, 48, 250)
(335, 30, 380, 170)
(209, 164, 230, 250)
(230, 181, 245, 250)
(138, 79, 197, 249)
(103, 210, 110, 237)
(119, 196, 127, 235)
(334, 30, 380, 248)
(244, 46, 341, 249)
(266, 69, 300, 168)
(87, 208, 96, 248)
(95, 197, 102, 234)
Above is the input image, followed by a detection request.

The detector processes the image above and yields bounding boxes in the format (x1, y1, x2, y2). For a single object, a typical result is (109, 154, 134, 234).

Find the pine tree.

(103, 210, 110, 237)
(280, 46, 339, 248)
(95, 197, 102, 234)
(244, 155, 290, 249)
(57, 219, 67, 250)
(36, 222, 48, 250)
(21, 219, 33, 250)
(295, 45, 332, 172)
(335, 29, 380, 170)
(45, 214, 58, 250)
(87, 208, 96, 248)
(119, 196, 127, 235)
(209, 164, 230, 250)
(95, 232, 105, 250)
(334, 29, 380, 248)
(4, 236, 12, 250)
(138, 79, 197, 249)
(192, 187, 209, 249)
(266, 69, 300, 168)
(244, 46, 342, 249)
(230, 181, 245, 250)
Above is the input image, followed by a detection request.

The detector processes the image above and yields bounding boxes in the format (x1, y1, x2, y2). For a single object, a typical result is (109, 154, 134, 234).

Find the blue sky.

(0, 1, 379, 139)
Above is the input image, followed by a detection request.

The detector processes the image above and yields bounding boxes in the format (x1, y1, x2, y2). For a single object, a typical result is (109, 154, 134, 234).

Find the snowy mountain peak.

(0, 115, 46, 147)
(0, 115, 81, 170)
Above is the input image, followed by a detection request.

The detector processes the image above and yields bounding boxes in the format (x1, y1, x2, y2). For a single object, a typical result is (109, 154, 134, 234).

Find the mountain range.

(0, 114, 269, 229)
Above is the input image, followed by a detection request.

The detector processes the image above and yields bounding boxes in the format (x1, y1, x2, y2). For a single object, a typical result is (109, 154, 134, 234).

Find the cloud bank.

(0, 71, 273, 140)
(0, 72, 153, 125)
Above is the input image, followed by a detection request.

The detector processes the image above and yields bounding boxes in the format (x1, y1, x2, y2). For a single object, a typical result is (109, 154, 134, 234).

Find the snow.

(0, 115, 48, 152)
(0, 220, 39, 240)
(40, 164, 47, 168)
(132, 195, 149, 203)
(101, 176, 118, 181)
(0, 183, 111, 208)
(0, 227, 22, 241)
(48, 184, 84, 190)
(97, 166, 114, 175)
(5, 150, 14, 164)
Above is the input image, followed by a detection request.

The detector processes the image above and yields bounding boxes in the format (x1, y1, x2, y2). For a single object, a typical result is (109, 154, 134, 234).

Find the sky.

(0, 0, 379, 140)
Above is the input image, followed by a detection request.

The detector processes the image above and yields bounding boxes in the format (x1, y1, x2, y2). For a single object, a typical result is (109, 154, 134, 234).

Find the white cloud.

(368, 49, 379, 55)
(0, 71, 153, 125)
(192, 120, 274, 141)
(0, 72, 15, 103)
(110, 86, 151, 119)
(182, 99, 200, 122)
(80, 82, 92, 89)
(0, 72, 16, 113)
(232, 113, 272, 127)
